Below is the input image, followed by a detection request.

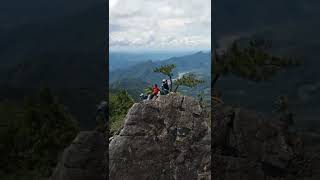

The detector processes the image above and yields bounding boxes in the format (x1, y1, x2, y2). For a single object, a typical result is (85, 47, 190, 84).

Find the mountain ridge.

(0, 3, 106, 129)
(109, 51, 211, 100)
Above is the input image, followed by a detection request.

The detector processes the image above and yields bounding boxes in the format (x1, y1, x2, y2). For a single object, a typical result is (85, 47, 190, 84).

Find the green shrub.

(109, 90, 134, 135)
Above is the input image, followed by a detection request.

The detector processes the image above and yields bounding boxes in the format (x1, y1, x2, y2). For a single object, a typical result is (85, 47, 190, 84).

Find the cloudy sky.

(109, 0, 211, 51)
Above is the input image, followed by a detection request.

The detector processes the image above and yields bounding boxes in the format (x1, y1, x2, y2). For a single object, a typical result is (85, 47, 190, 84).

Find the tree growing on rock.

(153, 64, 176, 91)
(144, 87, 152, 95)
(212, 39, 301, 98)
(173, 73, 204, 92)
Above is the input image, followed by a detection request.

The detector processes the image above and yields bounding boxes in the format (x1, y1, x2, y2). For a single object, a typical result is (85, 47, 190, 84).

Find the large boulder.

(109, 93, 211, 180)
(212, 104, 307, 180)
(50, 131, 107, 180)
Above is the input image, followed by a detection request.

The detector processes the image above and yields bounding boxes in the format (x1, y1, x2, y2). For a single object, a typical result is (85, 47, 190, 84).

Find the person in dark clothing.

(139, 93, 148, 100)
(149, 84, 160, 100)
(95, 101, 108, 130)
(161, 79, 170, 95)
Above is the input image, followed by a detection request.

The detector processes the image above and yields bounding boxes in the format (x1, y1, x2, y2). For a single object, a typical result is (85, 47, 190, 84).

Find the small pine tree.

(213, 39, 301, 95)
(153, 64, 176, 91)
(173, 73, 204, 92)
(144, 87, 152, 95)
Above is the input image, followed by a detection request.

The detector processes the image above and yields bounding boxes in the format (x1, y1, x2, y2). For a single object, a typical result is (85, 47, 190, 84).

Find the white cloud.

(109, 0, 119, 10)
(109, 0, 211, 51)
(158, 18, 193, 29)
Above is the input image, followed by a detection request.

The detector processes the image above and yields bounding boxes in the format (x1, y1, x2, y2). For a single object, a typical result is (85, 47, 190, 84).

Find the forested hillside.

(0, 2, 106, 128)
(109, 51, 211, 100)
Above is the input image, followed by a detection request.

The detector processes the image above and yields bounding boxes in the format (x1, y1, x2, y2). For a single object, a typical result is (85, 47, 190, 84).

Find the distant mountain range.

(214, 0, 320, 130)
(2, 0, 320, 130)
(215, 0, 320, 60)
(109, 51, 211, 100)
(109, 51, 206, 71)
(0, 1, 106, 129)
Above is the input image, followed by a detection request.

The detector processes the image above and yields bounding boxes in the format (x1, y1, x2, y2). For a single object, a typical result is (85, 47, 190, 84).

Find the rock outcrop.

(212, 104, 308, 180)
(50, 131, 107, 180)
(109, 93, 211, 180)
(51, 94, 318, 180)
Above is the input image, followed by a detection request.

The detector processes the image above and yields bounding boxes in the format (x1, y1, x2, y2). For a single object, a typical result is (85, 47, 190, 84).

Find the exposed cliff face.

(109, 94, 211, 180)
(51, 94, 319, 180)
(211, 104, 311, 180)
(50, 131, 107, 180)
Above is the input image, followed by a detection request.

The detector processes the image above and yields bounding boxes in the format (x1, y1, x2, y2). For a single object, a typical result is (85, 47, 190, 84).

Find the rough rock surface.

(212, 104, 309, 180)
(109, 93, 211, 180)
(50, 131, 107, 180)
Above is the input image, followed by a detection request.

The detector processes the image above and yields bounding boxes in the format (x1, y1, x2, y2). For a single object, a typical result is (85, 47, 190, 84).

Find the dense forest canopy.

(0, 88, 78, 179)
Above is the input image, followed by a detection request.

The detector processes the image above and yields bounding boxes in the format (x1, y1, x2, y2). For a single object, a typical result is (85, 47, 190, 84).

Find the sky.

(109, 0, 211, 52)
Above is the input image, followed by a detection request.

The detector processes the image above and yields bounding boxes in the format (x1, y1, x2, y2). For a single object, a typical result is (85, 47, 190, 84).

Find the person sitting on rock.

(95, 101, 108, 131)
(139, 93, 148, 101)
(149, 84, 160, 100)
(161, 79, 170, 95)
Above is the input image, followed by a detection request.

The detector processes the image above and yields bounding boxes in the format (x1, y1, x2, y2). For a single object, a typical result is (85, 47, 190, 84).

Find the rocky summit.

(109, 93, 211, 180)
(51, 93, 319, 180)
(212, 104, 311, 180)
(50, 131, 107, 180)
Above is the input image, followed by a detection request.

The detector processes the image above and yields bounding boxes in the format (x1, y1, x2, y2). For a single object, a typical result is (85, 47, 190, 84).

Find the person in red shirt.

(150, 84, 160, 100)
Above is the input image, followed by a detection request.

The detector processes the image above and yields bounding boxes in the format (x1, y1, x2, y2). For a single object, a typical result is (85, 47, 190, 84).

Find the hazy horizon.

(108, 49, 212, 55)
(109, 48, 211, 54)
(109, 49, 211, 64)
